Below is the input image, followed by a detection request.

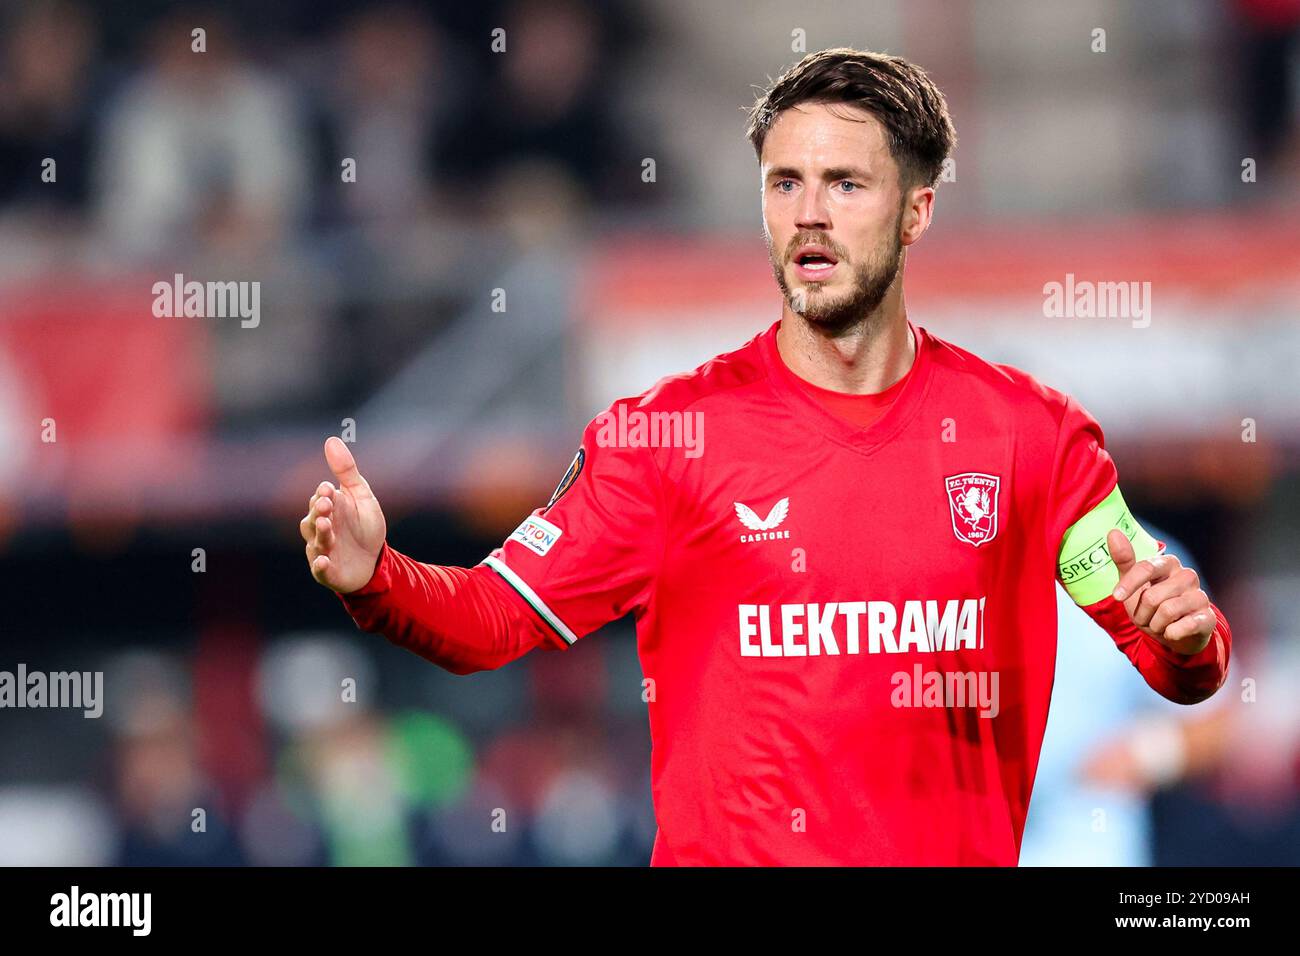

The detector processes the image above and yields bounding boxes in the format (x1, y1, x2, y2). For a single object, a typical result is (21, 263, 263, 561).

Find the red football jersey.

(473, 318, 1223, 865)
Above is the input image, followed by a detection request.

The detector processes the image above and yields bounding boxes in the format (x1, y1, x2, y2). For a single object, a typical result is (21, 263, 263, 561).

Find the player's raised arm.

(302, 436, 557, 674)
(1048, 398, 1231, 704)
(1059, 505, 1232, 705)
(305, 401, 664, 675)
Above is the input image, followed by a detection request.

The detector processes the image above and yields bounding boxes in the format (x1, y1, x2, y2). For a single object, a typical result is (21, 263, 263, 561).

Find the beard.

(767, 208, 905, 336)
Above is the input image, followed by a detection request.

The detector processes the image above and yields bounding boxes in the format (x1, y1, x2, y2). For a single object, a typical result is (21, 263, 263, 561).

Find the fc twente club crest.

(945, 472, 1000, 547)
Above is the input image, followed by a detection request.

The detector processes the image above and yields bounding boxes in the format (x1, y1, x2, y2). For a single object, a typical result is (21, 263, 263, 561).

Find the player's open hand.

(301, 437, 387, 593)
(1105, 529, 1215, 656)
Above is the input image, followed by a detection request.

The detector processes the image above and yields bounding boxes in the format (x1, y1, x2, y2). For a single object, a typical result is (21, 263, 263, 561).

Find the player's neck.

(775, 301, 916, 396)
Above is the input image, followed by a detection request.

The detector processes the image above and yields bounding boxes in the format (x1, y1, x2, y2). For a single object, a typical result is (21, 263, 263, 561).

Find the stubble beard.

(768, 208, 905, 338)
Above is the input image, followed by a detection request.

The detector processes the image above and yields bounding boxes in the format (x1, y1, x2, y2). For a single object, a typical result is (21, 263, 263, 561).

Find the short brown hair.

(745, 47, 956, 190)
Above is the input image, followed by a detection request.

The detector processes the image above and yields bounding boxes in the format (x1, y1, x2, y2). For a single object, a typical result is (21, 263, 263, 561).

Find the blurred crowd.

(0, 0, 668, 422)
(0, 0, 661, 244)
(0, 626, 658, 866)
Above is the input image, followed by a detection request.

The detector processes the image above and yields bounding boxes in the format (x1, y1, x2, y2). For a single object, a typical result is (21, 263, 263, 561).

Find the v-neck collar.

(758, 316, 936, 457)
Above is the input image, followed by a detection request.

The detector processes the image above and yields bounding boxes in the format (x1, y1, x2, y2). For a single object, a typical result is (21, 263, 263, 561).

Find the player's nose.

(795, 193, 830, 231)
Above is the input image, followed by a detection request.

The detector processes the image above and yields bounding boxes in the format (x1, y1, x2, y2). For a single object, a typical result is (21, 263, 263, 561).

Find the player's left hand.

(1106, 529, 1215, 656)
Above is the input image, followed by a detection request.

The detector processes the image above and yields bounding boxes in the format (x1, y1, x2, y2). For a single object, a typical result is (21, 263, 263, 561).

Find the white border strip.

(483, 555, 579, 646)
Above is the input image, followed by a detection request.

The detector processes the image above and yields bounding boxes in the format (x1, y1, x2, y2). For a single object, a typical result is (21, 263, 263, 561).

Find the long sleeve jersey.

(338, 319, 1232, 865)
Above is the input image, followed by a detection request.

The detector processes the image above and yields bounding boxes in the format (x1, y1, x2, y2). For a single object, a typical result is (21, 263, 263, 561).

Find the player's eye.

(774, 179, 796, 193)
(837, 181, 860, 193)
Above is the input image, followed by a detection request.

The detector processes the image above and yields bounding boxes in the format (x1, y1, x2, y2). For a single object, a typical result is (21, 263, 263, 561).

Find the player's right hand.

(302, 437, 388, 594)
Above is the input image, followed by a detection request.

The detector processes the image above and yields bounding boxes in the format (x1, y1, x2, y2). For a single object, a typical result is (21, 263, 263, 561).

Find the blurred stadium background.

(1, 0, 1298, 865)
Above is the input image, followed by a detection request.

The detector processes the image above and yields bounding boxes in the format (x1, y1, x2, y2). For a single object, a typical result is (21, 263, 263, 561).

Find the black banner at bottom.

(0, 866, 1281, 942)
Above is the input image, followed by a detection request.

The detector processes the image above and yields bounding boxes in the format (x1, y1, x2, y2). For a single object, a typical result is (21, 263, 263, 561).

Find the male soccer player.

(302, 48, 1231, 865)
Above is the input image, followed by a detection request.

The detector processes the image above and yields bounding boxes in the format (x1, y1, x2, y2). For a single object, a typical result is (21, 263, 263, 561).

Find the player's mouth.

(792, 245, 840, 282)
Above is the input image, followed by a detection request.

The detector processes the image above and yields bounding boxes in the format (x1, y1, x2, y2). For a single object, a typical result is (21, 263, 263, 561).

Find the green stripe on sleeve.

(1057, 484, 1160, 606)
(482, 555, 578, 646)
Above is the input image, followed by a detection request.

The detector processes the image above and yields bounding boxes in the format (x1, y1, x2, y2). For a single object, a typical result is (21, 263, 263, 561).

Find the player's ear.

(900, 185, 934, 246)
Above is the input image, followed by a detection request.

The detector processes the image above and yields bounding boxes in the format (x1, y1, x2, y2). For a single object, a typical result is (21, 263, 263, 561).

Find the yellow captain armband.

(1057, 484, 1162, 606)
